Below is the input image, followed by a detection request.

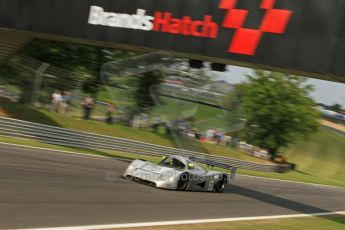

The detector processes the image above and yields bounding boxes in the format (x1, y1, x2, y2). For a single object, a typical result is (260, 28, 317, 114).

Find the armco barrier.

(0, 117, 284, 172)
(323, 115, 345, 126)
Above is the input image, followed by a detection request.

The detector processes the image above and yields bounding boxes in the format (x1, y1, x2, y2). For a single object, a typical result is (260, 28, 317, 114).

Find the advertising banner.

(1, 0, 345, 78)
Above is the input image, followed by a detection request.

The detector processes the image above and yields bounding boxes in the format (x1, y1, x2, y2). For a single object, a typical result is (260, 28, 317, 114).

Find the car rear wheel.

(125, 175, 134, 180)
(177, 173, 189, 191)
(215, 175, 227, 193)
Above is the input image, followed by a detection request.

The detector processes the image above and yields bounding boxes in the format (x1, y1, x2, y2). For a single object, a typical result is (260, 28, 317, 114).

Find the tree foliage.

(134, 70, 164, 109)
(330, 103, 342, 112)
(23, 40, 137, 97)
(229, 70, 320, 158)
(0, 39, 138, 102)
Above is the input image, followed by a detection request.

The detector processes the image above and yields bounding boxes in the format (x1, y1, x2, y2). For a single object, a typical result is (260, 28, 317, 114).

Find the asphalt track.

(0, 143, 345, 229)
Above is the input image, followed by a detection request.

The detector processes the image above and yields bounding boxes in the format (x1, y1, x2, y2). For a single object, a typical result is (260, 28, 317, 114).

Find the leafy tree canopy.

(330, 103, 342, 112)
(0, 39, 139, 102)
(228, 70, 320, 158)
(134, 70, 164, 109)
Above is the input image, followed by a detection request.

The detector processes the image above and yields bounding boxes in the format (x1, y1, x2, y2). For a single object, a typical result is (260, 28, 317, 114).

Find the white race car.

(123, 155, 236, 193)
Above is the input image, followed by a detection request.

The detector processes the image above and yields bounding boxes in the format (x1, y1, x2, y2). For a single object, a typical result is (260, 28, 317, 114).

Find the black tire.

(215, 174, 227, 193)
(125, 175, 134, 180)
(177, 173, 189, 191)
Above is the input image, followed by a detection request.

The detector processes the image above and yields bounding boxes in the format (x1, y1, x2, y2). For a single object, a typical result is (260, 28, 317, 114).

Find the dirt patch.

(0, 108, 9, 117)
(321, 119, 345, 132)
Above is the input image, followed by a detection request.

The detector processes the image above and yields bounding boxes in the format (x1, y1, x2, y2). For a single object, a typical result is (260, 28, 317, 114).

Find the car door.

(187, 162, 209, 191)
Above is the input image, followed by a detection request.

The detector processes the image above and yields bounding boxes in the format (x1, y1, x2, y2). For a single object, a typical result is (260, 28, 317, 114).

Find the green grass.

(2, 101, 345, 187)
(129, 216, 345, 230)
(1, 102, 63, 127)
(97, 87, 135, 107)
(1, 101, 175, 147)
(152, 96, 229, 131)
(48, 114, 175, 147)
(224, 127, 345, 187)
(96, 88, 229, 130)
(1, 134, 345, 187)
(0, 135, 159, 162)
(202, 143, 268, 163)
(237, 169, 345, 187)
(0, 101, 267, 164)
(283, 127, 345, 185)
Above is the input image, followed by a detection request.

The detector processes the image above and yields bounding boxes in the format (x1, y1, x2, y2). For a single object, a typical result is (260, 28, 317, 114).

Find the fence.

(323, 115, 345, 126)
(0, 117, 288, 172)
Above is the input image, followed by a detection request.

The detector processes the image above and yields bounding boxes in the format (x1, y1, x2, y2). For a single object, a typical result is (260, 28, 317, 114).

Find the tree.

(1, 54, 84, 104)
(134, 70, 164, 109)
(330, 103, 342, 112)
(0, 39, 140, 103)
(229, 70, 320, 160)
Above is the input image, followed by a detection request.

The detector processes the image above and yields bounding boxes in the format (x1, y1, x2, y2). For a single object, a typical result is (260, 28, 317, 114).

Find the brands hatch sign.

(88, 0, 292, 55)
(1, 0, 345, 80)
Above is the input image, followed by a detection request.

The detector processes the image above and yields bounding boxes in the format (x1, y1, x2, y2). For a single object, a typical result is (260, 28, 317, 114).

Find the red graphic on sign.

(153, 12, 218, 38)
(219, 0, 292, 55)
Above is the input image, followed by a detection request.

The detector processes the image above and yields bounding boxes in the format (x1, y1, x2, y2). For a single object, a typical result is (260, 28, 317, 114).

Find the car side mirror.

(188, 163, 195, 169)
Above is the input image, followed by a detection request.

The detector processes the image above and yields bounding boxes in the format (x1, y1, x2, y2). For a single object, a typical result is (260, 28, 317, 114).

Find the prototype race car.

(123, 155, 236, 193)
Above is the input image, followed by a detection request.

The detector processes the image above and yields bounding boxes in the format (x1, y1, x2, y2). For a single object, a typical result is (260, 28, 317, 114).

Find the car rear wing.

(189, 157, 237, 181)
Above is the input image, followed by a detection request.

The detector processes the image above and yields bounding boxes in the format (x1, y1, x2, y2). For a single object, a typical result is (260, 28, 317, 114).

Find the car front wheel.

(215, 175, 227, 193)
(177, 173, 189, 191)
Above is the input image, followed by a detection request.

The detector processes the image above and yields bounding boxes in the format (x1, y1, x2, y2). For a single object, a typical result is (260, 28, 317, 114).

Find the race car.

(123, 155, 236, 193)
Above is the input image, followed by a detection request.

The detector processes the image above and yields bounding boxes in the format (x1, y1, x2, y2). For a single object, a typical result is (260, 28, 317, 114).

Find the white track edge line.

(0, 141, 344, 189)
(13, 211, 345, 230)
(0, 141, 131, 162)
(238, 174, 345, 189)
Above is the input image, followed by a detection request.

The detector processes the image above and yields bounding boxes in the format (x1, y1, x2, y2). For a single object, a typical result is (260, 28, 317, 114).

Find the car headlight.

(126, 164, 136, 172)
(157, 174, 165, 180)
(168, 176, 174, 182)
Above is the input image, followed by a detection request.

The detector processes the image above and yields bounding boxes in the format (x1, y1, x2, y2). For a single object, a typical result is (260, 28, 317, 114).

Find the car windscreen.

(189, 161, 207, 173)
(158, 157, 185, 170)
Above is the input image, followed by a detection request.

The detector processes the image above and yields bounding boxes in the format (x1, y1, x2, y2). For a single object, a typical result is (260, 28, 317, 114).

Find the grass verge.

(1, 135, 345, 187)
(283, 127, 345, 186)
(124, 215, 345, 230)
(0, 135, 158, 162)
(0, 101, 268, 164)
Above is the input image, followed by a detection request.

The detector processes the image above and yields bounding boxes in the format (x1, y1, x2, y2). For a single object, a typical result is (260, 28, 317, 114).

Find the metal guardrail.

(323, 115, 345, 126)
(0, 117, 282, 172)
